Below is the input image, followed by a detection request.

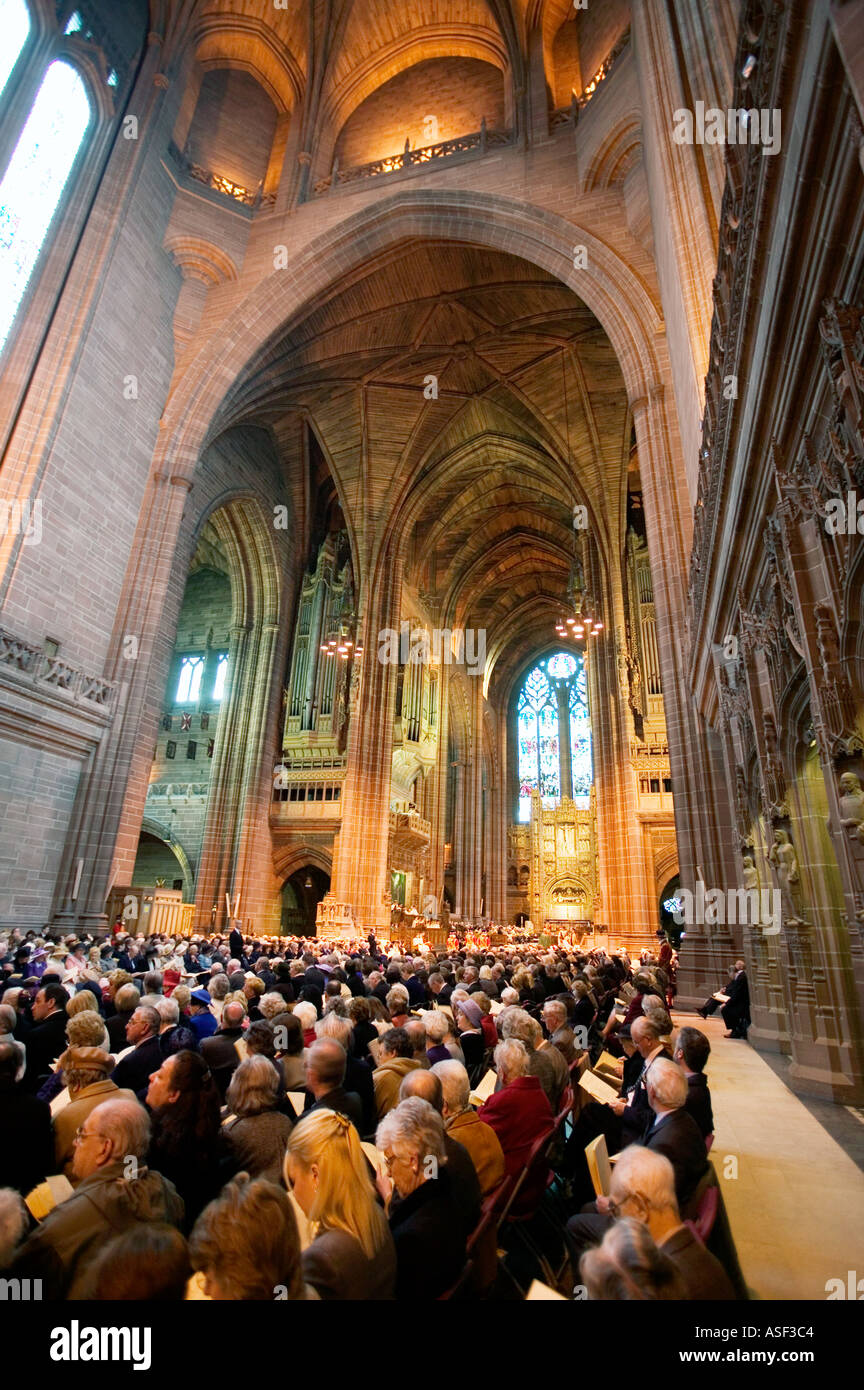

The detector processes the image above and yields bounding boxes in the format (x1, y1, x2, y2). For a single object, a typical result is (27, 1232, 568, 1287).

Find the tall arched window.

(0, 58, 92, 349)
(516, 651, 592, 821)
(0, 0, 30, 101)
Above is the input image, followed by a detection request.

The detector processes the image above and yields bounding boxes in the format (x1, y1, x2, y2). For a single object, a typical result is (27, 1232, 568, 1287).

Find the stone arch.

(137, 815, 196, 895)
(273, 844, 334, 882)
(583, 116, 643, 192)
(155, 189, 664, 495)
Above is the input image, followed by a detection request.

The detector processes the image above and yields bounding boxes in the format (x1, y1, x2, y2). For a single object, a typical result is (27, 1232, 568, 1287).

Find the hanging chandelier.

(320, 618, 363, 660)
(554, 544, 604, 642)
(555, 346, 603, 643)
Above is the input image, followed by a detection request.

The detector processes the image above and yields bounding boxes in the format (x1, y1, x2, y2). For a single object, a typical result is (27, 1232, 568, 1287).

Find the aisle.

(672, 1011, 864, 1300)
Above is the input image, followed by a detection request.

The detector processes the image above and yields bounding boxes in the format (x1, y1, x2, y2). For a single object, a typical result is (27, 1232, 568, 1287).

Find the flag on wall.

(162, 715, 172, 730)
(207, 739, 214, 758)
(200, 713, 210, 730)
(180, 714, 192, 732)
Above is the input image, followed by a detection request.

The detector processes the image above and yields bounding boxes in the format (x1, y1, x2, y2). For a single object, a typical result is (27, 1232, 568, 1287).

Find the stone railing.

(0, 627, 117, 714)
(549, 26, 631, 130)
(166, 142, 278, 212)
(389, 809, 432, 844)
(313, 121, 515, 196)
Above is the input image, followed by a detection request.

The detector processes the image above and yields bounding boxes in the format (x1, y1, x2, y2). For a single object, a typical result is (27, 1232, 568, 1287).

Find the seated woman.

(223, 1055, 294, 1184)
(454, 998, 486, 1074)
(189, 1175, 318, 1300)
(284, 1110, 396, 1300)
(347, 996, 379, 1061)
(145, 1050, 224, 1230)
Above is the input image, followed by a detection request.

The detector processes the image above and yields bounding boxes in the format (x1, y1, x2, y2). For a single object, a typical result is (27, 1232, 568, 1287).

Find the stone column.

(330, 553, 401, 929)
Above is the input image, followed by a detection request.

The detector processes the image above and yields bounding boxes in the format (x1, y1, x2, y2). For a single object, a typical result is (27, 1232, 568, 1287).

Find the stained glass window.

(517, 651, 593, 821)
(0, 59, 92, 351)
(0, 0, 30, 102)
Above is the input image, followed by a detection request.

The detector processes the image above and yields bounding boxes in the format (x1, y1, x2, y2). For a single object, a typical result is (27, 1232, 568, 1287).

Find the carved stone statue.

(768, 827, 803, 925)
(838, 771, 864, 842)
(742, 853, 761, 924)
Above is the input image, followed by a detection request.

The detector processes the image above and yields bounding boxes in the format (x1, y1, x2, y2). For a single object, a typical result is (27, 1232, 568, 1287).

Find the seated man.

(376, 1097, 468, 1300)
(109, 1005, 163, 1096)
(398, 1069, 481, 1233)
(541, 998, 578, 1064)
(10, 1098, 184, 1298)
(200, 999, 248, 1099)
(567, 1059, 709, 1259)
(373, 1027, 422, 1120)
(673, 1026, 714, 1139)
(433, 1057, 506, 1197)
(300, 1036, 362, 1131)
(569, 1145, 735, 1300)
(478, 1038, 553, 1211)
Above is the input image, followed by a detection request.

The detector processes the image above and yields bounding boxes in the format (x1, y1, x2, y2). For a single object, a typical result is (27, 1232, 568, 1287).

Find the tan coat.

(373, 1056, 421, 1119)
(53, 1079, 138, 1179)
(447, 1108, 506, 1195)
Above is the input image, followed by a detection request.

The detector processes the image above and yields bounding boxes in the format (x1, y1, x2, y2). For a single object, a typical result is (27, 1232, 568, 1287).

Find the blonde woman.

(284, 1110, 396, 1300)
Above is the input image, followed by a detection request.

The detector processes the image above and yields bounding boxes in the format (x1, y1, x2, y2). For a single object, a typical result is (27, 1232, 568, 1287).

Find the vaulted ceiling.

(217, 240, 631, 688)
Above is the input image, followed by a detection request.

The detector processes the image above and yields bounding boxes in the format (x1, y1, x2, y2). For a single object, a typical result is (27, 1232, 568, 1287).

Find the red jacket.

(478, 1076, 554, 1211)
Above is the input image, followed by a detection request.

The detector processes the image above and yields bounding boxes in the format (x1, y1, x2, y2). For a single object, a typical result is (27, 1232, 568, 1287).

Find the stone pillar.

(330, 554, 401, 929)
(632, 386, 738, 999)
(632, 0, 736, 492)
(554, 680, 573, 798)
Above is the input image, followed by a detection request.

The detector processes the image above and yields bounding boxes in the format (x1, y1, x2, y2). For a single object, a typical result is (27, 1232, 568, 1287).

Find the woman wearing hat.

(454, 997, 485, 1076)
(52, 1046, 138, 1178)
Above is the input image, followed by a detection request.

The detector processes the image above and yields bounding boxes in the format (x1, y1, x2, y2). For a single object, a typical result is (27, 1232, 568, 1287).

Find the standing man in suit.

(229, 923, 245, 963)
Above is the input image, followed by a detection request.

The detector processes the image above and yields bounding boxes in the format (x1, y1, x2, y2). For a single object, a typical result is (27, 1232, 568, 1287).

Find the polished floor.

(674, 1010, 864, 1300)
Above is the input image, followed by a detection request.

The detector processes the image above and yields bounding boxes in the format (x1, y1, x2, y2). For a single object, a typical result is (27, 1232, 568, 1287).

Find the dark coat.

(721, 972, 750, 1034)
(645, 1108, 710, 1216)
(301, 1085, 363, 1132)
(106, 1009, 135, 1052)
(110, 1034, 164, 1097)
(662, 1223, 736, 1299)
(388, 1170, 467, 1300)
(200, 1027, 246, 1098)
(21, 1009, 68, 1092)
(0, 1085, 53, 1194)
(302, 1226, 397, 1301)
(685, 1072, 714, 1139)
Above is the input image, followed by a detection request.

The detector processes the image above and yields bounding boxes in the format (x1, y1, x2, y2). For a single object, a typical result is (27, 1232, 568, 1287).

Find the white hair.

(610, 1145, 678, 1214)
(259, 992, 287, 1020)
(315, 1011, 353, 1047)
(494, 1037, 529, 1082)
(646, 1058, 688, 1111)
(153, 995, 179, 1026)
(423, 1012, 449, 1045)
(501, 1008, 541, 1049)
(376, 1096, 447, 1166)
(431, 1059, 470, 1115)
(292, 1001, 317, 1032)
(500, 987, 519, 1007)
(0, 1188, 28, 1267)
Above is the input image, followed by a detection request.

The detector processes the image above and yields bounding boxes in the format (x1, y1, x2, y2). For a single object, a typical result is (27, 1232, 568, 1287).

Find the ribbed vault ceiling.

(218, 240, 631, 686)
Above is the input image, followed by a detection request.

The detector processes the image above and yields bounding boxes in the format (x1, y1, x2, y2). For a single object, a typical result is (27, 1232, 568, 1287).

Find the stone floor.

(673, 1010, 864, 1300)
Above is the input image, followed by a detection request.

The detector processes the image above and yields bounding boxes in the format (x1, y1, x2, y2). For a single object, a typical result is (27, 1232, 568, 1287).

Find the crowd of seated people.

(0, 924, 744, 1301)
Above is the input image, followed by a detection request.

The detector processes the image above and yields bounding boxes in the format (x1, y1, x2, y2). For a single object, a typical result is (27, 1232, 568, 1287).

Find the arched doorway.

(281, 864, 330, 936)
(132, 831, 189, 898)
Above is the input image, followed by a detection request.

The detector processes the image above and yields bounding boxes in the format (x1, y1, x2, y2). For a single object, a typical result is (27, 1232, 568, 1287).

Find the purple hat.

(456, 997, 483, 1028)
